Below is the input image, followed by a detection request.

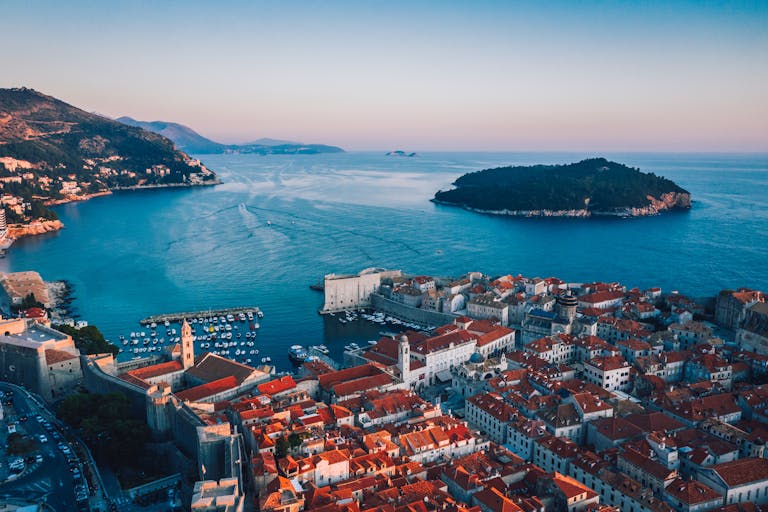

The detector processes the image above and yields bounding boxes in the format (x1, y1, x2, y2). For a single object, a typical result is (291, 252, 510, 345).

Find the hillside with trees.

(433, 158, 691, 217)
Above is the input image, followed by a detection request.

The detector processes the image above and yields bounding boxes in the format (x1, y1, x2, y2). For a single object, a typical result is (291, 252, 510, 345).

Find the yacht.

(289, 345, 309, 363)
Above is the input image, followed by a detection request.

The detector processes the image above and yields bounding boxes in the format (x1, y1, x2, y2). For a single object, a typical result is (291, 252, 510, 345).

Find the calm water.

(2, 152, 766, 369)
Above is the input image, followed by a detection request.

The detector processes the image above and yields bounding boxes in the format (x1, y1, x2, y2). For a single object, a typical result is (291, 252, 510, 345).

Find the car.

(19, 415, 28, 422)
(38, 434, 48, 443)
(35, 454, 43, 463)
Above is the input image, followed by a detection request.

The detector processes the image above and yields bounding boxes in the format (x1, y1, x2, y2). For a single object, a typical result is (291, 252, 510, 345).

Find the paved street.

(0, 383, 86, 511)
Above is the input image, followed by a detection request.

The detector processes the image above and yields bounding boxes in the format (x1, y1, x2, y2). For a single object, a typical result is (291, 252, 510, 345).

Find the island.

(0, 87, 219, 242)
(386, 150, 418, 157)
(432, 157, 691, 217)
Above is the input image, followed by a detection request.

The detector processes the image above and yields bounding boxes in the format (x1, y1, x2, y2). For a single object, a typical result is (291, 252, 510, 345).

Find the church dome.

(469, 352, 485, 363)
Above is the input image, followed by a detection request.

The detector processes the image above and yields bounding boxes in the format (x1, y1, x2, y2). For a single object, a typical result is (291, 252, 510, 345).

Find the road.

(0, 382, 87, 511)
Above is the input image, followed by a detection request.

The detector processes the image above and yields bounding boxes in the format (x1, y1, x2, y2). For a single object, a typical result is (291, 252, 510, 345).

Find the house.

(583, 356, 632, 392)
(668, 322, 713, 350)
(587, 417, 643, 452)
(715, 289, 764, 330)
(664, 478, 723, 512)
(465, 393, 518, 444)
(696, 458, 768, 505)
(737, 302, 768, 355)
(617, 445, 679, 496)
(532, 434, 578, 474)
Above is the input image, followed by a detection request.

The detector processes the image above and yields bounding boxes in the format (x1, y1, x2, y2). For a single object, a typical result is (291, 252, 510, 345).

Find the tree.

(275, 437, 290, 459)
(20, 292, 44, 310)
(57, 392, 149, 464)
(54, 324, 119, 356)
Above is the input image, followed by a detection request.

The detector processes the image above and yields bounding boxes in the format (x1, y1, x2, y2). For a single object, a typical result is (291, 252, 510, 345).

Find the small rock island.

(432, 158, 691, 218)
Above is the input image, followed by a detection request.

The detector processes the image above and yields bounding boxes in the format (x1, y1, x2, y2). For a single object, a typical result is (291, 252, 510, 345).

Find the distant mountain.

(116, 116, 225, 154)
(0, 87, 217, 223)
(433, 158, 691, 218)
(243, 137, 300, 147)
(116, 117, 344, 155)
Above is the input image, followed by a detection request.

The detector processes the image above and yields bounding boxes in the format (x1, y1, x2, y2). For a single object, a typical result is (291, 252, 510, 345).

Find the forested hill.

(432, 158, 691, 217)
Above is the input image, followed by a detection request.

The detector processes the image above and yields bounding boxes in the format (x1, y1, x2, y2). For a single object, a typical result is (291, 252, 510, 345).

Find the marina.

(139, 307, 263, 326)
(120, 308, 264, 366)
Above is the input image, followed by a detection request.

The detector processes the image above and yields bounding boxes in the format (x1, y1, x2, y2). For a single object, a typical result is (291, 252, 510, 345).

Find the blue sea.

(1, 152, 766, 369)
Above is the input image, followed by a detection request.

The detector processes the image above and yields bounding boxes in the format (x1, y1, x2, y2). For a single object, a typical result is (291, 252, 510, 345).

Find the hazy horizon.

(2, 0, 767, 152)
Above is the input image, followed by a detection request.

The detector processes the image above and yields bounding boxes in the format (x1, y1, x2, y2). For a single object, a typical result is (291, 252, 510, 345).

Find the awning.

(435, 370, 453, 383)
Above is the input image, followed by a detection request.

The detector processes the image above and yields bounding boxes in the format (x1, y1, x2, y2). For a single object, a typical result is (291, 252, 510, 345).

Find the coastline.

(4, 180, 221, 248)
(431, 192, 692, 218)
(110, 179, 222, 192)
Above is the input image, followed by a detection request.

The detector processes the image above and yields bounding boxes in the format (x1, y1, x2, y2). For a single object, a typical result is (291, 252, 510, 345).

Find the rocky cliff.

(7, 220, 64, 239)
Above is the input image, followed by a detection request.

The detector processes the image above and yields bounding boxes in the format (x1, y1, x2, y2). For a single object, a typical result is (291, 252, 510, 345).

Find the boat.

(289, 345, 309, 363)
(261, 356, 271, 363)
(257, 311, 264, 318)
(314, 345, 330, 355)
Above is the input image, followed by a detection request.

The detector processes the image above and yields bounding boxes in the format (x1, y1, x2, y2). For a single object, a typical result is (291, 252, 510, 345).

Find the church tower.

(181, 319, 194, 369)
(398, 336, 411, 386)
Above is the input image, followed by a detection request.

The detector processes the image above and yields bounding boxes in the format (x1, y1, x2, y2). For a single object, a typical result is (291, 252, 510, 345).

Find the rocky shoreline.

(7, 219, 65, 239)
(47, 279, 77, 322)
(433, 192, 692, 218)
(110, 180, 222, 192)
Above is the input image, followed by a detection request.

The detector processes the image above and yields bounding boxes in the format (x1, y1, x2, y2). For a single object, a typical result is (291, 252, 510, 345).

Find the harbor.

(139, 306, 263, 326)
(120, 308, 268, 366)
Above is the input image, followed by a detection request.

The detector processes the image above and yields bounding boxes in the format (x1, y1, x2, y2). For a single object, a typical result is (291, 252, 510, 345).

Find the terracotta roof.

(334, 373, 393, 398)
(257, 376, 296, 396)
(466, 393, 518, 422)
(590, 416, 643, 441)
(473, 487, 524, 512)
(175, 376, 238, 402)
(710, 458, 768, 487)
(319, 364, 381, 390)
(186, 352, 258, 384)
(118, 372, 152, 390)
(552, 472, 597, 500)
(620, 448, 677, 481)
(125, 360, 183, 380)
(45, 348, 78, 365)
(586, 355, 629, 372)
(579, 290, 625, 305)
(413, 330, 476, 355)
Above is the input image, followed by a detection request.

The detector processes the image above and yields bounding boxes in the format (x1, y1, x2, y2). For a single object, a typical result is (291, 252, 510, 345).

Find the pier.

(139, 306, 262, 325)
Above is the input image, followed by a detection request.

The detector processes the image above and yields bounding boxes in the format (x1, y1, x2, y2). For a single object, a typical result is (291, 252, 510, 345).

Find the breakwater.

(139, 307, 262, 326)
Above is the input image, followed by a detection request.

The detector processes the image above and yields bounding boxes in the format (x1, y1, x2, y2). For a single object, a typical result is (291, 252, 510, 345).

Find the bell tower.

(181, 319, 194, 369)
(398, 336, 411, 386)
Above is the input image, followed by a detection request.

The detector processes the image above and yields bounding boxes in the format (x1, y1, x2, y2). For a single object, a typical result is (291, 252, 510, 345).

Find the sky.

(1, 0, 767, 151)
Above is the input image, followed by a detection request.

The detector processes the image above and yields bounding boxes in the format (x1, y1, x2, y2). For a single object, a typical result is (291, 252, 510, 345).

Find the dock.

(139, 306, 263, 326)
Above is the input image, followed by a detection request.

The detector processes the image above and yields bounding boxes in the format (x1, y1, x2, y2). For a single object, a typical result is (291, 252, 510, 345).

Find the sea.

(1, 152, 766, 370)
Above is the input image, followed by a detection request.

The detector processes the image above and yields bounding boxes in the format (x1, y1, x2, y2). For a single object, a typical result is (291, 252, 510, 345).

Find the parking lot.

(0, 384, 90, 510)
